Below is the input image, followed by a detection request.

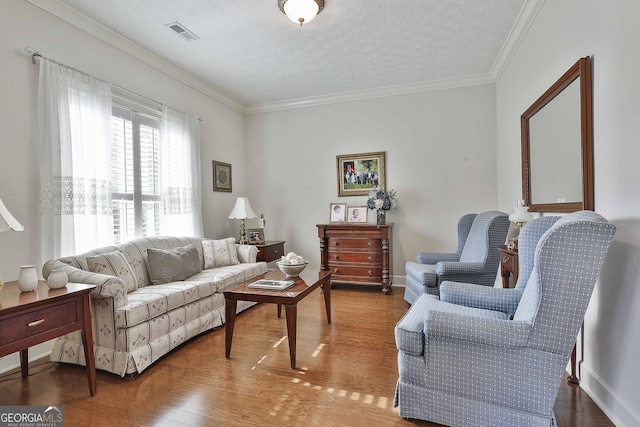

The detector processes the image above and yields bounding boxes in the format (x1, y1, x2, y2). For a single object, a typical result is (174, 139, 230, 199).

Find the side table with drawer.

(255, 240, 286, 263)
(498, 244, 519, 288)
(0, 280, 97, 396)
(317, 223, 393, 294)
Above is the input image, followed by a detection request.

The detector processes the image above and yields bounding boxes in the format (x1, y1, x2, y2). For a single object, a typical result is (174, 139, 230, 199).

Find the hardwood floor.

(0, 285, 613, 426)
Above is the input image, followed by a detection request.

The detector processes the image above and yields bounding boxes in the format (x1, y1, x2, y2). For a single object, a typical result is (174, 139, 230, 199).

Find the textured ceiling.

(56, 0, 528, 110)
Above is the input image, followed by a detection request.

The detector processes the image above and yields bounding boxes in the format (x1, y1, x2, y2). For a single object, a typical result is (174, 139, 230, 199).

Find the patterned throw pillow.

(202, 238, 239, 268)
(147, 243, 202, 285)
(87, 251, 138, 292)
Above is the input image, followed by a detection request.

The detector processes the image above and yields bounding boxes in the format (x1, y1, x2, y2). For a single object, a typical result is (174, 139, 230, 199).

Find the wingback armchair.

(404, 211, 510, 303)
(394, 211, 616, 426)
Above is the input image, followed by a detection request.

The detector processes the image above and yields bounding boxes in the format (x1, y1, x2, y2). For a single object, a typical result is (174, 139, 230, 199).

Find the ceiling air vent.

(165, 22, 199, 42)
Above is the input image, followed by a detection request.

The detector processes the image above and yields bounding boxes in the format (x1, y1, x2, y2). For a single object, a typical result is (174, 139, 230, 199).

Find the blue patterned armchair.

(404, 211, 510, 303)
(394, 211, 616, 426)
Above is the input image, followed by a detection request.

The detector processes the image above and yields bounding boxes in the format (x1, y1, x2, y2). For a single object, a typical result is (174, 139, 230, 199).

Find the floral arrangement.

(279, 252, 308, 265)
(367, 186, 398, 211)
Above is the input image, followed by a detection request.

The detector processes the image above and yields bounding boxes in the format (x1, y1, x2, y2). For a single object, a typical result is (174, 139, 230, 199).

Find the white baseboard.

(0, 341, 55, 375)
(391, 275, 406, 287)
(578, 365, 640, 427)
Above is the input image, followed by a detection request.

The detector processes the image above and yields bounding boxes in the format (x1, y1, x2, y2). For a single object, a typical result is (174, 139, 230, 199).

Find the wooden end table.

(498, 244, 519, 288)
(223, 270, 331, 369)
(254, 240, 286, 263)
(0, 280, 97, 396)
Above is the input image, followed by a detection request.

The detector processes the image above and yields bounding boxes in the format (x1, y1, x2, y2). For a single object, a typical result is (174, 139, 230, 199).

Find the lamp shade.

(0, 196, 24, 232)
(228, 197, 257, 220)
(279, 0, 323, 25)
(509, 201, 534, 225)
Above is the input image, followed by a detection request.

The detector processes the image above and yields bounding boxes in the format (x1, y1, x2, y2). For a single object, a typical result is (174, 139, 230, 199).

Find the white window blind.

(111, 105, 161, 244)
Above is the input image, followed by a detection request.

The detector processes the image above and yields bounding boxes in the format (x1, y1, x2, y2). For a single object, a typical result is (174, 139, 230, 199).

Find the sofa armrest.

(425, 310, 531, 348)
(416, 252, 460, 264)
(236, 244, 258, 263)
(440, 281, 523, 317)
(435, 261, 485, 276)
(43, 260, 128, 307)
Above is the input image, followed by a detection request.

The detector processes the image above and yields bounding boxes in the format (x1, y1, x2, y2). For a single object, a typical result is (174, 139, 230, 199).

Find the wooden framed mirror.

(521, 57, 594, 212)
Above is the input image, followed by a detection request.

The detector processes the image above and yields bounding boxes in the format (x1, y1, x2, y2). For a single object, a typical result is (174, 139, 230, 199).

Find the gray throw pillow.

(147, 244, 202, 285)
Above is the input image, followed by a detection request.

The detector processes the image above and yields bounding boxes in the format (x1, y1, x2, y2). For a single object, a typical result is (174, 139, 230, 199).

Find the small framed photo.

(247, 228, 265, 244)
(337, 151, 386, 197)
(329, 203, 347, 223)
(347, 206, 368, 223)
(213, 160, 232, 192)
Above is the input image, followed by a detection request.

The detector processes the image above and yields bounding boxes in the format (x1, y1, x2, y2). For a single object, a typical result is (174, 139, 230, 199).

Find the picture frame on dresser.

(336, 151, 386, 196)
(329, 203, 347, 223)
(347, 207, 368, 223)
(247, 228, 265, 244)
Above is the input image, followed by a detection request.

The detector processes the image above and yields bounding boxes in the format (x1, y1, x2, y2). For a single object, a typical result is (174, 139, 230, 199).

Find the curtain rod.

(25, 47, 201, 121)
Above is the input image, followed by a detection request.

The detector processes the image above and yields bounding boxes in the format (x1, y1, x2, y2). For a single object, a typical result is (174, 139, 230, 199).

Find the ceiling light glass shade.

(0, 196, 24, 232)
(228, 197, 257, 220)
(279, 0, 324, 25)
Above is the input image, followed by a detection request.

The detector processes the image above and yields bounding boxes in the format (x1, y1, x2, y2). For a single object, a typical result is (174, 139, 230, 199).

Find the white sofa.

(42, 236, 267, 376)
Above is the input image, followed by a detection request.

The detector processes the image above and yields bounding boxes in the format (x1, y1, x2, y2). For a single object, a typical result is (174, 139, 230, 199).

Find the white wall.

(245, 85, 498, 280)
(497, 1, 640, 425)
(0, 0, 246, 372)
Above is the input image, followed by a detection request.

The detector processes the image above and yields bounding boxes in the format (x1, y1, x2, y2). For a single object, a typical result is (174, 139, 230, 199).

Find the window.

(111, 105, 161, 244)
(39, 59, 202, 260)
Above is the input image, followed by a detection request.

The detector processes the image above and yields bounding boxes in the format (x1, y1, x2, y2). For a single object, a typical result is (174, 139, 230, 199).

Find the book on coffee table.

(248, 279, 295, 291)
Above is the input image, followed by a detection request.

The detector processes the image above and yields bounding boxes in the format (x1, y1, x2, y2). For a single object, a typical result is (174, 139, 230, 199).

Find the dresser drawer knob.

(28, 319, 45, 327)
(333, 241, 339, 246)
(334, 255, 339, 260)
(333, 268, 339, 273)
(367, 242, 373, 247)
(368, 256, 372, 261)
(368, 270, 373, 276)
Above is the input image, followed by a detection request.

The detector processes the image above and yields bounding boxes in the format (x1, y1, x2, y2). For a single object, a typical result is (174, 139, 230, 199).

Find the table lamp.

(507, 199, 533, 250)
(1, 195, 25, 290)
(228, 197, 257, 244)
(0, 196, 24, 232)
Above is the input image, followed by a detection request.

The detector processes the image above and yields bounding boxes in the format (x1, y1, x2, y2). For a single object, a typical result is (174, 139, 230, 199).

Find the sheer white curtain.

(160, 106, 203, 237)
(39, 58, 113, 260)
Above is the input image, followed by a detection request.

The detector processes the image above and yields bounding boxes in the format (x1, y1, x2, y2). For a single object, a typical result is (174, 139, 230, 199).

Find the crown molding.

(245, 74, 496, 114)
(490, 0, 546, 82)
(26, 0, 246, 114)
(27, 0, 541, 116)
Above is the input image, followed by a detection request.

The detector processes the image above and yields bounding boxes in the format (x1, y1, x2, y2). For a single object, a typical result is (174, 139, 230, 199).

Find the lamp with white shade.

(228, 197, 257, 245)
(507, 200, 534, 250)
(1, 196, 25, 292)
(0, 196, 24, 232)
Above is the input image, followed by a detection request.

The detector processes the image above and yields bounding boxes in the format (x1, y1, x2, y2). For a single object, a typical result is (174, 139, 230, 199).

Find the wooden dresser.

(317, 223, 393, 294)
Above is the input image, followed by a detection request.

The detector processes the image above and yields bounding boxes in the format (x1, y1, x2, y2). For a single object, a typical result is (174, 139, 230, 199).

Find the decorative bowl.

(276, 261, 308, 278)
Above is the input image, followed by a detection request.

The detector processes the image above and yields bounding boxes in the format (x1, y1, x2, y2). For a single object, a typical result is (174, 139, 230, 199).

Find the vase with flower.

(367, 186, 397, 225)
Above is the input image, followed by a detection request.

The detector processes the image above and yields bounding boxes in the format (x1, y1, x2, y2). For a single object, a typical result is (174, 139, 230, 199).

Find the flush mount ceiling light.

(278, 0, 324, 26)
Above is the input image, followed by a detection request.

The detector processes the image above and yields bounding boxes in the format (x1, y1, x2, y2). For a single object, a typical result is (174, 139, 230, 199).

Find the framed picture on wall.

(247, 228, 265, 244)
(336, 151, 386, 196)
(213, 160, 232, 192)
(329, 203, 347, 223)
(347, 206, 368, 223)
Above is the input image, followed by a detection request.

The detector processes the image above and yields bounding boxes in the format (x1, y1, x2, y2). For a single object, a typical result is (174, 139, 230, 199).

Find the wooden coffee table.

(223, 269, 331, 369)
